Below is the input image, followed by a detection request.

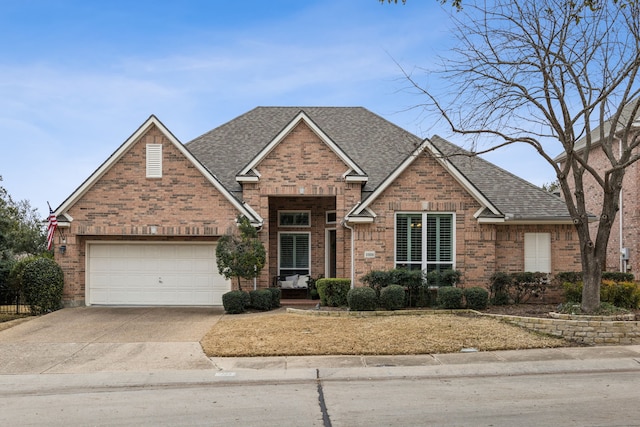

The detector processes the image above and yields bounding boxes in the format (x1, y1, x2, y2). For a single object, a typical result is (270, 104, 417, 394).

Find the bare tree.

(405, 0, 640, 312)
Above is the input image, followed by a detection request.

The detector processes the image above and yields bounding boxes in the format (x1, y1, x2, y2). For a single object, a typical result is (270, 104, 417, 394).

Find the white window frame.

(278, 210, 311, 228)
(146, 144, 162, 178)
(394, 212, 456, 272)
(278, 231, 311, 276)
(524, 232, 551, 273)
(326, 210, 337, 224)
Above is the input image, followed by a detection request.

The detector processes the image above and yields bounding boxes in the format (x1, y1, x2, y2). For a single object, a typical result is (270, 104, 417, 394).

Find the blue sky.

(0, 0, 556, 217)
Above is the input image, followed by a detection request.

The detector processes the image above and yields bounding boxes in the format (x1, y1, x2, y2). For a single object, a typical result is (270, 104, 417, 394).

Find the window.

(279, 211, 310, 227)
(524, 233, 551, 273)
(326, 211, 337, 224)
(279, 232, 310, 276)
(146, 144, 162, 178)
(395, 213, 454, 273)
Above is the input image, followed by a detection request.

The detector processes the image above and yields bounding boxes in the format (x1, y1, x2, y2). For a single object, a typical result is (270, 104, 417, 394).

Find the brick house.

(555, 101, 640, 279)
(53, 107, 581, 306)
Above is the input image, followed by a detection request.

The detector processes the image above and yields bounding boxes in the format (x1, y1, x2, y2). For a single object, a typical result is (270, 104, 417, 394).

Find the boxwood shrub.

(347, 287, 378, 311)
(249, 289, 273, 311)
(463, 287, 489, 310)
(21, 257, 64, 315)
(222, 290, 249, 314)
(437, 286, 463, 309)
(266, 287, 281, 308)
(316, 278, 350, 307)
(379, 284, 406, 310)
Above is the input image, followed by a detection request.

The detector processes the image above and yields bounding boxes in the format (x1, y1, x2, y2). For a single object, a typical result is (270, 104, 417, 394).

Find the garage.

(86, 242, 229, 306)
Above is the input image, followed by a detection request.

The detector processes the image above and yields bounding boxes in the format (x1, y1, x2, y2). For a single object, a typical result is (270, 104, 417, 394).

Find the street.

(2, 369, 640, 426)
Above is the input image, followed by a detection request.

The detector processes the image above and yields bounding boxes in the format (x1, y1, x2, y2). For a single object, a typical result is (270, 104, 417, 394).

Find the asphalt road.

(1, 369, 640, 426)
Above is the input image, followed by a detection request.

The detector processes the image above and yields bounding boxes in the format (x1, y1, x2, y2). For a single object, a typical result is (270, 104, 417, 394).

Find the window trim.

(278, 210, 311, 228)
(326, 210, 337, 224)
(394, 212, 456, 272)
(277, 231, 311, 276)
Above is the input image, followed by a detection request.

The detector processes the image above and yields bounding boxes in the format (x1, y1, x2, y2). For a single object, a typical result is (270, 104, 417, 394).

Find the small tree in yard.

(216, 215, 266, 291)
(395, 0, 640, 313)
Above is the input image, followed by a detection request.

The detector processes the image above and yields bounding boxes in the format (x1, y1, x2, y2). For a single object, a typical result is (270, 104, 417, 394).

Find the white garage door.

(87, 243, 229, 306)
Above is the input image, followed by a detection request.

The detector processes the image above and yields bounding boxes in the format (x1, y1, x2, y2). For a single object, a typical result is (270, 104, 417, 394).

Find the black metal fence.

(0, 287, 30, 315)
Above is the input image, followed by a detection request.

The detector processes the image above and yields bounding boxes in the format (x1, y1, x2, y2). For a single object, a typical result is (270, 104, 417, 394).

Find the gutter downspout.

(341, 218, 355, 289)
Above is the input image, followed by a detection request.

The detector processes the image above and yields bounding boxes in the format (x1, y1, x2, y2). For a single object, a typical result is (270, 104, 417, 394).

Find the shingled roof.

(186, 107, 571, 223)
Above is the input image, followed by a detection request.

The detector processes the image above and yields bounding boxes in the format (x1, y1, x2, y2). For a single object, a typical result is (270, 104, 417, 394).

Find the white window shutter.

(146, 144, 162, 178)
(524, 233, 551, 273)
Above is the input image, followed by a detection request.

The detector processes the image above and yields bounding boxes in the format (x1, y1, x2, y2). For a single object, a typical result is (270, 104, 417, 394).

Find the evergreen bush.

(266, 287, 281, 308)
(249, 289, 272, 311)
(489, 272, 511, 305)
(316, 278, 350, 307)
(463, 287, 489, 310)
(222, 290, 249, 314)
(379, 284, 406, 310)
(347, 287, 378, 311)
(21, 257, 64, 315)
(437, 286, 463, 309)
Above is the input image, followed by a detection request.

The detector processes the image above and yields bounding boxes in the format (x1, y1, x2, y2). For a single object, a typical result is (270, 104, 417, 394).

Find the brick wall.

(240, 121, 359, 285)
(56, 124, 241, 304)
(561, 142, 640, 279)
(351, 151, 581, 289)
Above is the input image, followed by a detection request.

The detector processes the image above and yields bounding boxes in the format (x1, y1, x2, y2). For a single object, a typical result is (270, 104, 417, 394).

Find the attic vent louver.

(146, 144, 162, 178)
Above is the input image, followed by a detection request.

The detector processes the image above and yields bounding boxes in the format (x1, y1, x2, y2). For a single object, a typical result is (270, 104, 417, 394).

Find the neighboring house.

(555, 101, 640, 279)
(53, 107, 581, 306)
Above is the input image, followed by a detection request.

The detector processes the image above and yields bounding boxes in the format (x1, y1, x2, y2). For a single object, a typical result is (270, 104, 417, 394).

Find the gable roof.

(236, 110, 367, 181)
(55, 115, 262, 225)
(187, 107, 571, 224)
(186, 107, 421, 195)
(431, 136, 572, 223)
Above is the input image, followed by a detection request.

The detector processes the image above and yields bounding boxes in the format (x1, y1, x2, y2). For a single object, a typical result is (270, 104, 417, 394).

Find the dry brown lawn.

(201, 311, 566, 357)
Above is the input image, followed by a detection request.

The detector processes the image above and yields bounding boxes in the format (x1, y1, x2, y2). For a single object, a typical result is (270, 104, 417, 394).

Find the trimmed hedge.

(437, 286, 463, 309)
(222, 290, 249, 314)
(463, 287, 489, 310)
(316, 278, 350, 307)
(564, 280, 640, 309)
(379, 284, 406, 310)
(249, 289, 273, 311)
(22, 257, 64, 315)
(347, 287, 378, 311)
(266, 287, 281, 308)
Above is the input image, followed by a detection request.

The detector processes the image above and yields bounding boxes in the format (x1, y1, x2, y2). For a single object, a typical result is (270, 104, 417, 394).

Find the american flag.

(46, 206, 57, 251)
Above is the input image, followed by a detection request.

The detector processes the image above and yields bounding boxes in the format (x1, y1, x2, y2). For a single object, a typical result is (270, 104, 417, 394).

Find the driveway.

(0, 307, 224, 374)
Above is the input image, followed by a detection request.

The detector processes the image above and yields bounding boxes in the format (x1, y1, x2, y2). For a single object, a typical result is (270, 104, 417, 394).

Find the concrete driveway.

(0, 307, 224, 374)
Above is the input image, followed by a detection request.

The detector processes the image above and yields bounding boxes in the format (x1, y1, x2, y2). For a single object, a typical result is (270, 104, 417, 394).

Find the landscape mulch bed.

(201, 307, 567, 357)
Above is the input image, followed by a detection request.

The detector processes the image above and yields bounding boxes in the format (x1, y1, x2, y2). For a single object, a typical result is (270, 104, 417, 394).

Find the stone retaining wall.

(480, 313, 640, 345)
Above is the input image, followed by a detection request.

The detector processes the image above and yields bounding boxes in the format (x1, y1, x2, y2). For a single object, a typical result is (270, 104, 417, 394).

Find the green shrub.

(562, 281, 583, 303)
(601, 280, 640, 309)
(21, 257, 64, 315)
(347, 287, 378, 311)
(316, 278, 350, 307)
(361, 269, 424, 306)
(489, 272, 511, 305)
(266, 287, 281, 308)
(602, 271, 635, 282)
(464, 287, 489, 310)
(249, 289, 272, 311)
(379, 284, 406, 310)
(437, 286, 464, 309)
(555, 271, 582, 284)
(7, 256, 37, 296)
(222, 290, 249, 314)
